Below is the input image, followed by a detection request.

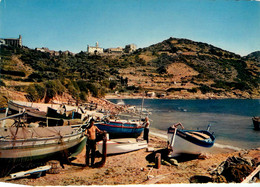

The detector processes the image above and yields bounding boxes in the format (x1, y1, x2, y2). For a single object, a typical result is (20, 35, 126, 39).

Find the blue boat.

(95, 120, 144, 138)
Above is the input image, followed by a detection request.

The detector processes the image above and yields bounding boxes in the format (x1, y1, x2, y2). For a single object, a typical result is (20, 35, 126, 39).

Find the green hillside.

(0, 37, 259, 102)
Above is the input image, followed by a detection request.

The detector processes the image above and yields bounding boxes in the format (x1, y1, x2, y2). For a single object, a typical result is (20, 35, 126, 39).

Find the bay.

(109, 99, 260, 150)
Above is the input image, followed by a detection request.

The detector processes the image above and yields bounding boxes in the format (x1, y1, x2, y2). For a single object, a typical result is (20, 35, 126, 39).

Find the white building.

(87, 42, 104, 54)
(125, 44, 137, 53)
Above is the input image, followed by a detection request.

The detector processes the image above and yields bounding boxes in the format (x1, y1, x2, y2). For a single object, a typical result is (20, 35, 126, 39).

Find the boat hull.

(97, 138, 147, 155)
(171, 134, 213, 155)
(0, 126, 86, 176)
(168, 127, 215, 156)
(95, 121, 144, 138)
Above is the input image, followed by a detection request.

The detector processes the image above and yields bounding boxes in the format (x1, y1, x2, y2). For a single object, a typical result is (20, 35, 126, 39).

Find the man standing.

(85, 118, 102, 167)
(143, 116, 150, 143)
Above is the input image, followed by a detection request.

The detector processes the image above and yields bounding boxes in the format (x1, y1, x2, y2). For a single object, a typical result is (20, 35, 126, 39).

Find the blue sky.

(0, 0, 259, 56)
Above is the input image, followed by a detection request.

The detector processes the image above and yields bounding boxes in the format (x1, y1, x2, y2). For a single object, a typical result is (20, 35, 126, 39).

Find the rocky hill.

(244, 51, 260, 62)
(119, 38, 259, 98)
(0, 37, 259, 103)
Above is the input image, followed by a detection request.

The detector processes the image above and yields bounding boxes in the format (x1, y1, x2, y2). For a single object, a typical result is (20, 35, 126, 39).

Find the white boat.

(97, 138, 147, 155)
(167, 124, 215, 156)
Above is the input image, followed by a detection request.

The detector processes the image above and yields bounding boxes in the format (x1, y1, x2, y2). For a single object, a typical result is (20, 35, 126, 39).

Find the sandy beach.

(1, 133, 259, 186)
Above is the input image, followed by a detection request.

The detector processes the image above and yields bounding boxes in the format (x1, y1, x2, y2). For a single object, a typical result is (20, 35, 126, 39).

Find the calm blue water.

(110, 99, 260, 149)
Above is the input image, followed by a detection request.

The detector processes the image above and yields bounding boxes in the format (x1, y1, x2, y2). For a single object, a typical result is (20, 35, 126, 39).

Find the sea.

(109, 99, 260, 151)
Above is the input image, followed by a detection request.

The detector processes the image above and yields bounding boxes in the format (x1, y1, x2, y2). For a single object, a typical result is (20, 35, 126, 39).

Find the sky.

(0, 0, 259, 56)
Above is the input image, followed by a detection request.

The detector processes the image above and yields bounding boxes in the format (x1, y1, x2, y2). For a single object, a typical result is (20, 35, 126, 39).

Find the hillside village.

(0, 35, 259, 106)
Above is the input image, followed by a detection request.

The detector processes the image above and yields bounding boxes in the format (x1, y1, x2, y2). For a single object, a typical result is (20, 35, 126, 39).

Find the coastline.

(105, 93, 260, 100)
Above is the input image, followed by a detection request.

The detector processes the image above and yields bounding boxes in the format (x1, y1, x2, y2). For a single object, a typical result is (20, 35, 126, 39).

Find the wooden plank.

(192, 132, 210, 139)
(241, 165, 260, 183)
(185, 132, 205, 140)
(10, 165, 51, 179)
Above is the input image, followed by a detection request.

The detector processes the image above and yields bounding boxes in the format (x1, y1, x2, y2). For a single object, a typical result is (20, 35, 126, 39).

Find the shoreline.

(105, 93, 260, 100)
(1, 134, 259, 185)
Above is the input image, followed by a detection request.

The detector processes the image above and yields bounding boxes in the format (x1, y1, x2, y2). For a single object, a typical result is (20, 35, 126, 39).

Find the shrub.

(79, 91, 88, 101)
(44, 80, 65, 98)
(199, 85, 213, 94)
(86, 83, 99, 97)
(109, 80, 117, 90)
(157, 66, 167, 74)
(187, 88, 198, 93)
(26, 84, 45, 102)
(0, 80, 5, 86)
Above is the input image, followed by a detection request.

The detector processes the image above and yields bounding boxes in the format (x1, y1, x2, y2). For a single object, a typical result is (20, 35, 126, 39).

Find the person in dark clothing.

(143, 116, 150, 143)
(85, 119, 102, 167)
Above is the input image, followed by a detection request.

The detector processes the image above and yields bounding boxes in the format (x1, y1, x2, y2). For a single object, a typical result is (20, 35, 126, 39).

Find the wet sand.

(1, 134, 259, 186)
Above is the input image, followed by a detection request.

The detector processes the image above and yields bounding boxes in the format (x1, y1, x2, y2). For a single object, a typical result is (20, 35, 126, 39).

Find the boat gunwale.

(8, 101, 47, 118)
(176, 129, 215, 147)
(96, 122, 144, 129)
(0, 136, 85, 150)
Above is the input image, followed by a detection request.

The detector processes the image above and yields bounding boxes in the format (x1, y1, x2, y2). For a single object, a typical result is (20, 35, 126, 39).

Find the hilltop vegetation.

(0, 37, 259, 103)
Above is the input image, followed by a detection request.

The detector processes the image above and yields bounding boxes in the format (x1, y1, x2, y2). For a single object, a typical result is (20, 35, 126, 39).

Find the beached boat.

(252, 117, 260, 130)
(0, 113, 86, 176)
(7, 100, 47, 120)
(97, 138, 147, 155)
(95, 120, 144, 138)
(47, 106, 82, 119)
(167, 124, 215, 156)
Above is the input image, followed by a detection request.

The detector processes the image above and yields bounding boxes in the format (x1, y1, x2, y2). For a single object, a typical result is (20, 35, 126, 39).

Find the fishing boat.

(97, 138, 147, 155)
(167, 123, 215, 156)
(252, 117, 260, 130)
(7, 100, 47, 120)
(95, 120, 144, 138)
(47, 106, 82, 119)
(0, 113, 86, 176)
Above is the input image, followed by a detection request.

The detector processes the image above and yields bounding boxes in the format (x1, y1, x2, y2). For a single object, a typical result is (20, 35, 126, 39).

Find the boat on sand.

(167, 123, 215, 156)
(97, 138, 147, 155)
(0, 113, 86, 177)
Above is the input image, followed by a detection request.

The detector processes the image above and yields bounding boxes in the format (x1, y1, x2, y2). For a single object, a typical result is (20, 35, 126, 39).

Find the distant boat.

(95, 120, 144, 138)
(116, 99, 125, 105)
(97, 138, 147, 155)
(252, 117, 260, 130)
(167, 124, 215, 156)
(0, 113, 86, 177)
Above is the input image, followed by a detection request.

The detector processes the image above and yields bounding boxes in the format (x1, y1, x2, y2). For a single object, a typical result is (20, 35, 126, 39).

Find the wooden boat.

(47, 106, 82, 119)
(95, 120, 144, 138)
(0, 113, 86, 176)
(167, 124, 215, 156)
(97, 138, 147, 155)
(7, 100, 47, 120)
(252, 117, 260, 130)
